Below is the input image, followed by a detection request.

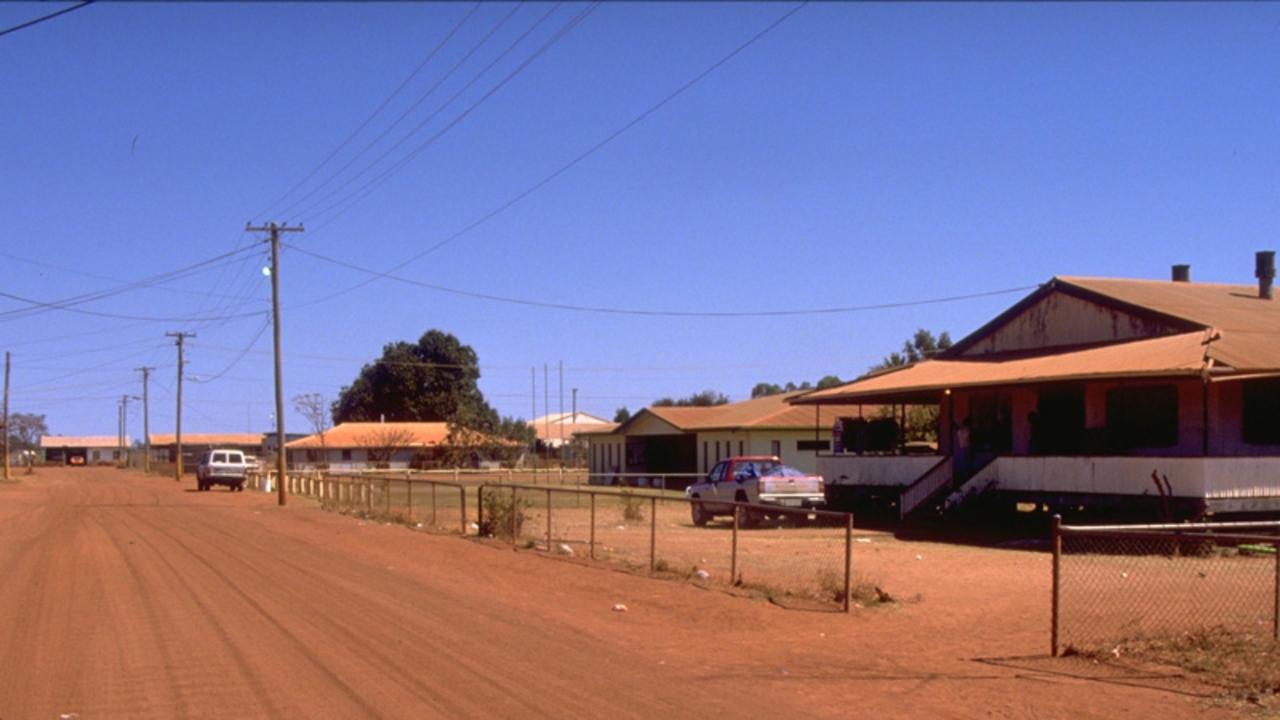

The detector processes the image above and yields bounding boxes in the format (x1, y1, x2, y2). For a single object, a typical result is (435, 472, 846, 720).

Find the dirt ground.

(0, 467, 1250, 719)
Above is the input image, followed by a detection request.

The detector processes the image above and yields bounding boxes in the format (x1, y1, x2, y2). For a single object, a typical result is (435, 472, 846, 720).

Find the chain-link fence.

(477, 483, 857, 610)
(1052, 517, 1280, 656)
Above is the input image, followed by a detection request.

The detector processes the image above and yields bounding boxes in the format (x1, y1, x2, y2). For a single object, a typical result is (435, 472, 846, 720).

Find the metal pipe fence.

(251, 470, 470, 535)
(1051, 516, 1280, 656)
(476, 482, 857, 611)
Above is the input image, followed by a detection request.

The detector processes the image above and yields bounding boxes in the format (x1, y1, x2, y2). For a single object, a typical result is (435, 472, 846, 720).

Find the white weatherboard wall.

(696, 430, 827, 475)
(817, 455, 942, 487)
(970, 456, 1280, 499)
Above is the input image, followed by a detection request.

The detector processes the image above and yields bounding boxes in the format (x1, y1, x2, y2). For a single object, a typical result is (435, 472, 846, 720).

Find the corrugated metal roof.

(40, 435, 125, 449)
(148, 433, 263, 446)
(285, 422, 512, 449)
(286, 422, 450, 449)
(1059, 276, 1280, 333)
(629, 392, 875, 432)
(796, 332, 1218, 404)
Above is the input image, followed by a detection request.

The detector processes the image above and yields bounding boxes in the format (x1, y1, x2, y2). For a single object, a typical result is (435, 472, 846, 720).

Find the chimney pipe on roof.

(1171, 264, 1190, 282)
(1257, 251, 1276, 300)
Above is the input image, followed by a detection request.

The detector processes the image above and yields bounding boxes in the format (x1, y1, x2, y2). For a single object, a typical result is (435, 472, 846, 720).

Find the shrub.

(620, 491, 645, 523)
(479, 488, 529, 541)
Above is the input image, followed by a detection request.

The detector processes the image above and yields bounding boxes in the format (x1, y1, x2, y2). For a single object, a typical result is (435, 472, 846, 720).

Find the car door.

(704, 461, 730, 512)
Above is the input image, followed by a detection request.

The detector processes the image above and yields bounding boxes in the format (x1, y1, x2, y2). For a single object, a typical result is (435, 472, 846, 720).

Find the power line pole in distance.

(246, 221, 303, 507)
(4, 351, 11, 481)
(166, 332, 196, 482)
(136, 367, 153, 473)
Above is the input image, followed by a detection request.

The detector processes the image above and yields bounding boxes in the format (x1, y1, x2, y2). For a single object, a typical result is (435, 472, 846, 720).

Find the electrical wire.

(255, 2, 483, 221)
(297, 3, 599, 226)
(0, 288, 269, 323)
(0, 1, 92, 40)
(288, 2, 806, 307)
(284, 2, 558, 221)
(188, 318, 272, 384)
(287, 242, 1035, 317)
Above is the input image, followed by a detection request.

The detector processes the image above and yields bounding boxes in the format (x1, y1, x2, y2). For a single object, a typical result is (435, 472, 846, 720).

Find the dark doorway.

(969, 392, 1012, 454)
(625, 434, 698, 474)
(1034, 385, 1085, 455)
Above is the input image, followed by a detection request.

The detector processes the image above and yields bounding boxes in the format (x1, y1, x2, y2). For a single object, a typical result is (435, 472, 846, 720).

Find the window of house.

(797, 440, 831, 452)
(1243, 378, 1280, 445)
(1105, 384, 1178, 450)
(770, 440, 781, 457)
(341, 449, 352, 461)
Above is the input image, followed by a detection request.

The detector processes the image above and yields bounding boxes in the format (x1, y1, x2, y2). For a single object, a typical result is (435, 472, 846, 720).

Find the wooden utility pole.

(166, 332, 196, 481)
(246, 221, 303, 507)
(558, 360, 565, 468)
(3, 351, 10, 482)
(136, 367, 153, 473)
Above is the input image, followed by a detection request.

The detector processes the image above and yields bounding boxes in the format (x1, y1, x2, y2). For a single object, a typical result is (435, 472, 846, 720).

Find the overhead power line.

(287, 1, 807, 308)
(288, 242, 1036, 318)
(0, 1, 92, 40)
(285, 2, 561, 221)
(256, 1, 484, 220)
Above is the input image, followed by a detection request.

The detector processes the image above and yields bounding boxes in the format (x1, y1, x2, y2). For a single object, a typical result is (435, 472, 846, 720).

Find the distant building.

(148, 433, 265, 468)
(40, 435, 127, 465)
(285, 421, 512, 470)
(530, 411, 612, 449)
(798, 255, 1280, 521)
(582, 392, 868, 487)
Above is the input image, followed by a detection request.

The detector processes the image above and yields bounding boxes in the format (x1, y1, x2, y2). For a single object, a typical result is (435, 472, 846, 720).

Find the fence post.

(649, 496, 657, 572)
(385, 478, 391, 517)
(731, 504, 739, 585)
(476, 484, 485, 534)
(1052, 514, 1062, 657)
(589, 492, 596, 560)
(843, 513, 853, 613)
(407, 479, 414, 522)
(510, 486, 518, 546)
(1274, 539, 1279, 642)
(460, 485, 467, 535)
(546, 488, 552, 551)
(365, 479, 372, 515)
(432, 482, 438, 527)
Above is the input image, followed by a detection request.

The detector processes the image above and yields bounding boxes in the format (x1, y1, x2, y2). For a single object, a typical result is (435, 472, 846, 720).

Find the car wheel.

(690, 500, 710, 527)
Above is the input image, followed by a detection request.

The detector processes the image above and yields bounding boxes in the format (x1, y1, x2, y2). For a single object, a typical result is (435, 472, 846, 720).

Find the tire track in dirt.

(126, 503, 652, 718)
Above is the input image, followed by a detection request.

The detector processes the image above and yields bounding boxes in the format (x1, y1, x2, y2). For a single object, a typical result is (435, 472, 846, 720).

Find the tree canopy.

(652, 390, 729, 407)
(613, 407, 632, 423)
(6, 413, 47, 451)
(333, 330, 493, 424)
(749, 375, 843, 398)
(873, 328, 953, 370)
(332, 331, 530, 452)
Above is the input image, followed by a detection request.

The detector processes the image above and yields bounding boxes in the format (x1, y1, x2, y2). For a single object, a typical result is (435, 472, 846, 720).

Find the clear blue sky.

(3, 1, 1278, 438)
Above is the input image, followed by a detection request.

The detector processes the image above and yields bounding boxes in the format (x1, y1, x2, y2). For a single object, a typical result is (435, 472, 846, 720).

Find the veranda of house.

(795, 263, 1280, 523)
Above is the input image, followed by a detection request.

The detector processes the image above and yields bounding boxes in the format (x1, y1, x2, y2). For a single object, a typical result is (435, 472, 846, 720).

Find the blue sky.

(2, 1, 1279, 438)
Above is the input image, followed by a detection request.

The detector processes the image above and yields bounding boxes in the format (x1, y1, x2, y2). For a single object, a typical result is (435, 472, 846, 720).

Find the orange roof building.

(284, 422, 512, 469)
(795, 256, 1280, 521)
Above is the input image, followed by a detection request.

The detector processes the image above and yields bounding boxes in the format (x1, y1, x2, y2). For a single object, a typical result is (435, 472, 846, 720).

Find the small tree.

(6, 413, 47, 451)
(292, 393, 331, 454)
(613, 407, 631, 423)
(358, 427, 416, 468)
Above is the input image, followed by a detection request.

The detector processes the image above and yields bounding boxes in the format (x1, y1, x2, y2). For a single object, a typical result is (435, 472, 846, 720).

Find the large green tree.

(333, 330, 499, 427)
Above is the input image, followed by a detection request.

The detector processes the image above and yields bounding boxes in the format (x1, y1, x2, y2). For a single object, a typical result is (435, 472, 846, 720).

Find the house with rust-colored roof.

(285, 421, 513, 469)
(41, 435, 127, 465)
(148, 433, 267, 468)
(582, 392, 873, 489)
(795, 253, 1280, 522)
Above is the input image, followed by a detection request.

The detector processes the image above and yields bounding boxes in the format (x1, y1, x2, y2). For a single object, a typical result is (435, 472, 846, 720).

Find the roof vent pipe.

(1257, 251, 1276, 300)
(1171, 264, 1190, 282)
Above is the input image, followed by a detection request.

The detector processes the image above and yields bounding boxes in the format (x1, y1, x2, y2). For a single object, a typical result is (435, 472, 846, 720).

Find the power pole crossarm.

(246, 221, 303, 507)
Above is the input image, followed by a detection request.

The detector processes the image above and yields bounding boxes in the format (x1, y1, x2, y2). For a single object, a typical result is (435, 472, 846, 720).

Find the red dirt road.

(0, 468, 1242, 719)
